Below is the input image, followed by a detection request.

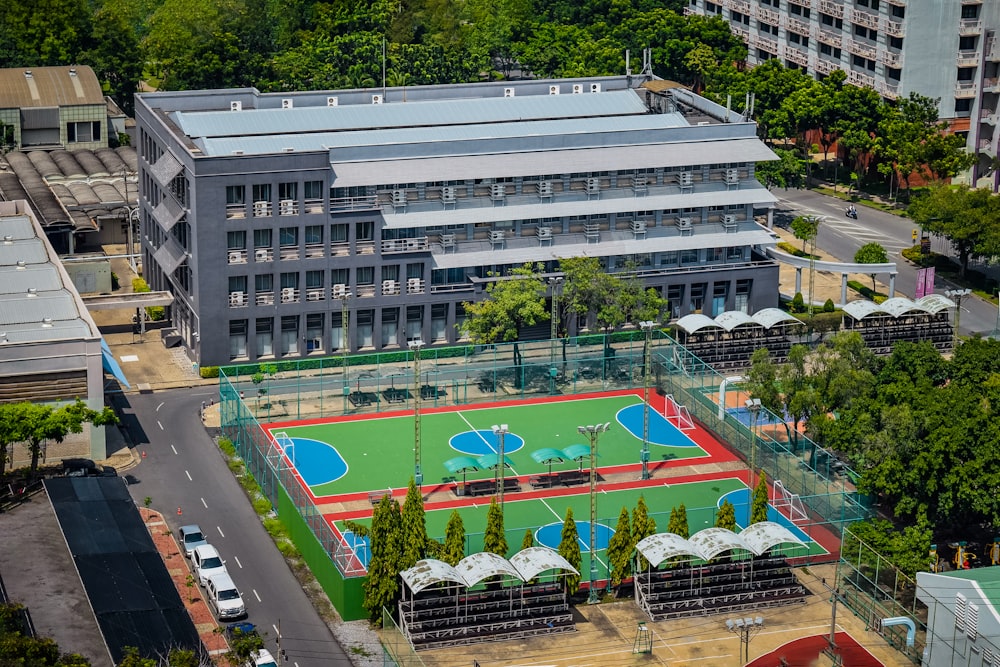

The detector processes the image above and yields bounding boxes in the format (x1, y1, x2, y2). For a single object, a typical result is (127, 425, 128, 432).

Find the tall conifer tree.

(557, 507, 582, 594)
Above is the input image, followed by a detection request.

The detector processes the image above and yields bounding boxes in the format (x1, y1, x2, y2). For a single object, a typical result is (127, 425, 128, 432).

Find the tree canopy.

(907, 185, 1000, 277)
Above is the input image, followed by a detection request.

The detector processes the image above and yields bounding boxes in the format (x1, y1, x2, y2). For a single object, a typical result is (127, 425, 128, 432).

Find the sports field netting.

(266, 392, 708, 498)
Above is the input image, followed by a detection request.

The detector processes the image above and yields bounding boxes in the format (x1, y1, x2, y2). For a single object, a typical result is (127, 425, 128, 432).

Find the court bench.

(368, 490, 393, 505)
(461, 478, 521, 497)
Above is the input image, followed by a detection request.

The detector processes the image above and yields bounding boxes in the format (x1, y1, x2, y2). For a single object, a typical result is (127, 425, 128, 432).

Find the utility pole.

(579, 422, 611, 603)
(945, 288, 971, 349)
(491, 424, 509, 506)
(640, 321, 656, 480)
(409, 339, 424, 486)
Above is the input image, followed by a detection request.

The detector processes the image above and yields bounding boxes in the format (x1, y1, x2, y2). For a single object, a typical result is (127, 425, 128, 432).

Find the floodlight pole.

(492, 424, 509, 507)
(726, 616, 765, 664)
(340, 291, 352, 376)
(549, 276, 563, 365)
(410, 340, 424, 486)
(945, 288, 971, 350)
(640, 321, 656, 480)
(745, 398, 762, 488)
(579, 422, 611, 604)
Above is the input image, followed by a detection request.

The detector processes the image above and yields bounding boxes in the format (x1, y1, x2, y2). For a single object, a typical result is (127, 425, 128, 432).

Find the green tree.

(750, 473, 769, 524)
(81, 5, 142, 115)
(790, 214, 819, 253)
(755, 148, 805, 190)
(400, 477, 428, 570)
(744, 348, 782, 417)
(557, 507, 582, 594)
(520, 528, 534, 551)
(362, 494, 403, 621)
(853, 242, 889, 293)
(667, 503, 690, 539)
(907, 184, 1000, 277)
(483, 497, 508, 556)
(116, 647, 154, 667)
(441, 510, 465, 566)
(606, 506, 632, 593)
(14, 400, 119, 476)
(631, 496, 657, 569)
(715, 499, 737, 531)
(461, 263, 547, 386)
(223, 626, 264, 666)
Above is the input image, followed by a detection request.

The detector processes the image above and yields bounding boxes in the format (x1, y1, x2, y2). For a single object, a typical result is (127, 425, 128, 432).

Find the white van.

(205, 572, 246, 620)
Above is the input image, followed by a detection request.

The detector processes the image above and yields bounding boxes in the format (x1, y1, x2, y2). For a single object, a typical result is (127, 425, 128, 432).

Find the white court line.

(200, 497, 208, 508)
(170, 444, 178, 455)
(233, 555, 242, 569)
(185, 470, 192, 481)
(456, 411, 610, 571)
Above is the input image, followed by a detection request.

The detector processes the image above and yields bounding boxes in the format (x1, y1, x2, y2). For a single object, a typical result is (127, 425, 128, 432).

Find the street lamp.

(639, 321, 656, 481)
(578, 422, 611, 604)
(549, 276, 563, 366)
(945, 288, 972, 350)
(745, 398, 762, 488)
(491, 424, 509, 506)
(340, 291, 352, 374)
(726, 616, 764, 664)
(409, 340, 425, 486)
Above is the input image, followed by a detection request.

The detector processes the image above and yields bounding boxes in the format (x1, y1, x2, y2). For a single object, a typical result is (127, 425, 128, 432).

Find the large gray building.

(135, 76, 781, 367)
(684, 0, 1000, 178)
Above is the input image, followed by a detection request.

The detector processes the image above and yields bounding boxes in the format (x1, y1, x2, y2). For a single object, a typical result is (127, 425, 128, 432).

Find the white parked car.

(206, 572, 246, 620)
(192, 544, 227, 587)
(250, 649, 278, 667)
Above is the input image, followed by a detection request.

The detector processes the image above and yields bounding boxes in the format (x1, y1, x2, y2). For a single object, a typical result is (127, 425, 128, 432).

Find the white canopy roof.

(843, 295, 957, 321)
(456, 552, 524, 587)
(842, 300, 884, 320)
(399, 559, 467, 594)
(509, 547, 579, 580)
(688, 527, 754, 560)
(739, 522, 807, 554)
(714, 310, 756, 331)
(675, 314, 721, 334)
(916, 293, 956, 314)
(879, 297, 923, 318)
(677, 308, 805, 334)
(752, 308, 802, 329)
(635, 533, 703, 566)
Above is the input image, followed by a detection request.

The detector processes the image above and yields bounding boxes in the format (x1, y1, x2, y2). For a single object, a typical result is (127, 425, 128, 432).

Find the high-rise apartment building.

(135, 76, 781, 367)
(686, 0, 1000, 176)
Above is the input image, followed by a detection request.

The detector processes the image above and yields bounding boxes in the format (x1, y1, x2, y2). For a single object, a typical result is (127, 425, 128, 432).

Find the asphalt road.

(116, 388, 352, 667)
(772, 188, 1000, 336)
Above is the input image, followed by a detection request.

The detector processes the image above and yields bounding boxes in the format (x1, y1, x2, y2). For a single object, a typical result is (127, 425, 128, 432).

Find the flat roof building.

(135, 76, 781, 367)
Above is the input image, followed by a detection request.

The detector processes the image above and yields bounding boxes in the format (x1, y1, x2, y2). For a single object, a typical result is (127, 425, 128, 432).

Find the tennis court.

(265, 390, 714, 499)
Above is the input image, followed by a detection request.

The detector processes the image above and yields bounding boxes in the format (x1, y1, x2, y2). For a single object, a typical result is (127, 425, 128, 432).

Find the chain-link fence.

(380, 607, 425, 667)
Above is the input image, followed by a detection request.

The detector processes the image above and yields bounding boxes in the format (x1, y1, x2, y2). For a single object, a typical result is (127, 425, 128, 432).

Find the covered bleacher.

(841, 296, 954, 354)
(634, 522, 810, 621)
(398, 547, 578, 651)
(673, 308, 803, 371)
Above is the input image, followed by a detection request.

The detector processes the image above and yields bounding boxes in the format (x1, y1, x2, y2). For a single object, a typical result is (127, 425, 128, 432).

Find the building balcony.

(785, 46, 810, 67)
(983, 77, 1000, 93)
(305, 287, 326, 302)
(278, 246, 299, 261)
(330, 194, 379, 213)
(225, 204, 246, 220)
(959, 19, 983, 36)
(847, 40, 877, 60)
(875, 80, 900, 99)
(757, 36, 780, 55)
(255, 292, 274, 306)
(787, 0, 812, 7)
(851, 8, 878, 29)
(880, 50, 903, 67)
(979, 139, 995, 156)
(987, 36, 1000, 61)
(847, 69, 876, 88)
(786, 17, 811, 36)
(731, 0, 752, 13)
(957, 50, 980, 66)
(818, 29, 842, 46)
(961, 0, 982, 5)
(304, 243, 325, 259)
(381, 237, 430, 254)
(883, 19, 905, 37)
(758, 7, 779, 24)
(815, 58, 840, 75)
(732, 25, 751, 42)
(819, 0, 844, 17)
(956, 81, 979, 98)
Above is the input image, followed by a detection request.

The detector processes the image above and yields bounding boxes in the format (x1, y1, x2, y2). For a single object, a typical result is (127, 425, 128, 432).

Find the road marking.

(170, 444, 178, 455)
(185, 470, 192, 481)
(272, 623, 279, 635)
(217, 526, 225, 538)
(200, 497, 208, 508)
(251, 589, 261, 602)
(157, 421, 164, 431)
(234, 555, 242, 568)
(156, 401, 164, 412)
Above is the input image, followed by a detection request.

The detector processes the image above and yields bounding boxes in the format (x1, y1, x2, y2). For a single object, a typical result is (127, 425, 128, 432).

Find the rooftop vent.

(16, 260, 25, 269)
(327, 96, 339, 107)
(281, 98, 293, 109)
(230, 101, 242, 112)
(283, 147, 294, 152)
(0, 333, 6, 343)
(24, 70, 32, 79)
(41, 318, 53, 327)
(26, 288, 37, 297)
(3, 235, 12, 244)
(232, 150, 244, 155)
(504, 88, 515, 98)
(69, 68, 77, 76)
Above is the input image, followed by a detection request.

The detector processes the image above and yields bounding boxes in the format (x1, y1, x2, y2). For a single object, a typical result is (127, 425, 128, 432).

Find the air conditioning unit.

(676, 217, 693, 230)
(372, 94, 383, 104)
(229, 292, 246, 307)
(279, 199, 295, 215)
(572, 84, 583, 94)
(332, 283, 347, 298)
(253, 201, 269, 216)
(722, 214, 736, 224)
(725, 168, 740, 183)
(281, 287, 297, 301)
(504, 88, 515, 98)
(549, 85, 560, 95)
(677, 171, 694, 187)
(230, 101, 242, 112)
(227, 251, 242, 264)
(281, 98, 293, 109)
(255, 249, 270, 262)
(327, 96, 339, 107)
(590, 83, 601, 93)
(307, 337, 323, 351)
(382, 280, 399, 295)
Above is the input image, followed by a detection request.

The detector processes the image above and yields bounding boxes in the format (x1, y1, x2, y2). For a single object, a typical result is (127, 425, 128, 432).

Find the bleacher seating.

(399, 582, 575, 650)
(634, 557, 808, 621)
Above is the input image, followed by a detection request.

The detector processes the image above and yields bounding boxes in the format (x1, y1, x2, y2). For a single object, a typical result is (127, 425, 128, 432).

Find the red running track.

(748, 632, 884, 667)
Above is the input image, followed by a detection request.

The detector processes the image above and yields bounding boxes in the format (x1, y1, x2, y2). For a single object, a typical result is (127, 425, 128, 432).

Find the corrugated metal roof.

(399, 559, 466, 594)
(455, 552, 523, 587)
(0, 292, 79, 325)
(0, 265, 62, 293)
(175, 90, 649, 139)
(739, 522, 806, 554)
(0, 215, 36, 239)
(635, 533, 703, 566)
(0, 240, 48, 264)
(675, 314, 722, 334)
(335, 139, 777, 188)
(509, 547, 579, 581)
(0, 319, 93, 344)
(688, 527, 755, 559)
(198, 113, 690, 156)
(0, 66, 105, 109)
(431, 228, 776, 270)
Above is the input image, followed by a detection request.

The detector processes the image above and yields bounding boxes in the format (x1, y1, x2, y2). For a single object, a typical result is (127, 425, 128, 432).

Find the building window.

(280, 272, 298, 290)
(356, 221, 374, 241)
(331, 224, 348, 243)
(406, 306, 423, 342)
(431, 304, 448, 342)
(889, 36, 903, 49)
(959, 35, 977, 51)
(727, 247, 744, 261)
(958, 67, 976, 81)
(789, 32, 809, 46)
(680, 249, 699, 265)
(706, 1, 722, 13)
(254, 229, 272, 251)
(961, 4, 979, 19)
(667, 285, 685, 318)
(306, 270, 324, 289)
(407, 263, 424, 279)
(226, 186, 246, 219)
(280, 316, 299, 356)
(856, 0, 878, 9)
(690, 283, 707, 313)
(357, 266, 375, 286)
(332, 268, 348, 286)
(256, 318, 273, 357)
(331, 312, 344, 351)
(790, 4, 810, 16)
(304, 225, 323, 245)
(356, 310, 374, 348)
(758, 20, 779, 35)
(306, 314, 324, 352)
(955, 98, 972, 113)
(252, 184, 272, 217)
(229, 320, 248, 359)
(255, 273, 273, 295)
(279, 227, 298, 247)
(227, 230, 246, 250)
(304, 180, 324, 200)
(890, 4, 904, 17)
(67, 121, 101, 143)
(820, 13, 843, 28)
(886, 67, 902, 81)
(382, 309, 399, 347)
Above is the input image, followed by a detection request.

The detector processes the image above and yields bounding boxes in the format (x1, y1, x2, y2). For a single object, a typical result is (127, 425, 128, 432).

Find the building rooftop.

(0, 66, 105, 109)
(929, 566, 1000, 612)
(0, 202, 98, 344)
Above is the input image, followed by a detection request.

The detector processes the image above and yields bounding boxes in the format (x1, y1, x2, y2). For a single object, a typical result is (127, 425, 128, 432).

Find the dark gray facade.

(135, 76, 781, 367)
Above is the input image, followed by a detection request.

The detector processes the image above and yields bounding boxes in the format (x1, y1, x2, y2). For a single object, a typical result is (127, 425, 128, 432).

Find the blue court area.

(449, 430, 526, 456)
(726, 406, 792, 428)
(535, 521, 614, 552)
(718, 488, 812, 543)
(616, 404, 699, 447)
(342, 530, 371, 569)
(277, 437, 348, 487)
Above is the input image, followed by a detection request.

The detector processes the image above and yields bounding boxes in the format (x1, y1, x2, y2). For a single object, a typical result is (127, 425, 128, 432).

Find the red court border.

(747, 632, 885, 667)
